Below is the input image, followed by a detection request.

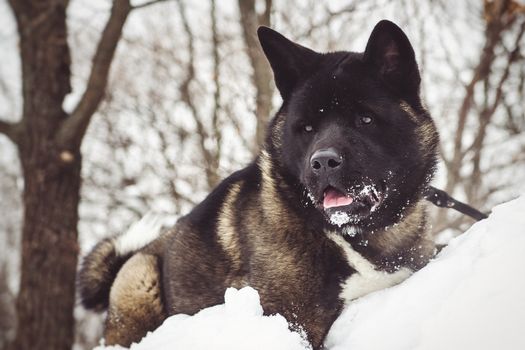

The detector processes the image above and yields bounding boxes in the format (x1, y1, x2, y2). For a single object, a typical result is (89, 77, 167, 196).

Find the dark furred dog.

(78, 20, 439, 349)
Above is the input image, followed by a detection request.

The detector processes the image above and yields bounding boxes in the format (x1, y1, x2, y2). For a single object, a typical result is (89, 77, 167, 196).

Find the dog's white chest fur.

(327, 232, 412, 305)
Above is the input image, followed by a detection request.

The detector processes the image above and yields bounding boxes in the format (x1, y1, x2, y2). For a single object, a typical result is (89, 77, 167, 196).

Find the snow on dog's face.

(258, 21, 439, 232)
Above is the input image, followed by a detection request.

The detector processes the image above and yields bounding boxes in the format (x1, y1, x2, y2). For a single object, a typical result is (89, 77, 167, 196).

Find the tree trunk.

(5, 1, 80, 349)
(3, 0, 131, 345)
(11, 146, 81, 350)
(238, 0, 274, 151)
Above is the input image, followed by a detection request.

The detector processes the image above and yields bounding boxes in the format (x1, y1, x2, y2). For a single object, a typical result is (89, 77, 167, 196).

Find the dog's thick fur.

(78, 20, 439, 349)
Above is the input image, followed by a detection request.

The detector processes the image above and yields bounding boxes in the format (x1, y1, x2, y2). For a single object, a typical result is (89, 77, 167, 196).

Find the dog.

(78, 20, 439, 349)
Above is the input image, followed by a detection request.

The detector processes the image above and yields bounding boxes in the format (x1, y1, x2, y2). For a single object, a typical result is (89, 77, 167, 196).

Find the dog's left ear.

(363, 20, 421, 95)
(258, 26, 321, 99)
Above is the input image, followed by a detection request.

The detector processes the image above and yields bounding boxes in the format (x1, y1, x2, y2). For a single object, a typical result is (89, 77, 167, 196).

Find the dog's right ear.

(257, 27, 320, 99)
(363, 20, 421, 96)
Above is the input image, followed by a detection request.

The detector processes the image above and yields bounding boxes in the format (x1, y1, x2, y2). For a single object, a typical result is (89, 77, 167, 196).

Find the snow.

(95, 287, 311, 350)
(96, 196, 525, 350)
(329, 211, 351, 226)
(327, 195, 525, 350)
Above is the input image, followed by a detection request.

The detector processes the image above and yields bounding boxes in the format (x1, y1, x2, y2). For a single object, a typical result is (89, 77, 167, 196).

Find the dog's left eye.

(359, 115, 373, 125)
(304, 125, 314, 132)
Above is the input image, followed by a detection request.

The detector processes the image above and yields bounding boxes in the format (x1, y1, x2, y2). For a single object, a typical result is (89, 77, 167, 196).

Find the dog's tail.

(77, 213, 163, 311)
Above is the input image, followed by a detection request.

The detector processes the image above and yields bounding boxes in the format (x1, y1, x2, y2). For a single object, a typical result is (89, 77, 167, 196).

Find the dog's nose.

(310, 148, 342, 174)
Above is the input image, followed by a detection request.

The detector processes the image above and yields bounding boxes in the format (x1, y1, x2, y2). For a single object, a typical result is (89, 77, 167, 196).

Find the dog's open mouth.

(323, 187, 354, 208)
(319, 185, 383, 226)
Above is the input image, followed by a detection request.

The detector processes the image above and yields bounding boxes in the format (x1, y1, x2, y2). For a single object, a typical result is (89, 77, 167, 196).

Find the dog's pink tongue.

(323, 188, 353, 209)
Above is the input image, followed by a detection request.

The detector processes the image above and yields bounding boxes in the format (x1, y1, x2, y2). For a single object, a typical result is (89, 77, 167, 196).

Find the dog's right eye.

(360, 115, 373, 125)
(304, 125, 314, 132)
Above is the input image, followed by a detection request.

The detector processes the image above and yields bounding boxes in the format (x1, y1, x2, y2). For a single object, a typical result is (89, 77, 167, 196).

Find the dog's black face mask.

(258, 21, 438, 232)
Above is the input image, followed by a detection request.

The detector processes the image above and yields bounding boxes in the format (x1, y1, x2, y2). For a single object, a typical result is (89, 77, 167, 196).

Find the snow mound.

(95, 196, 525, 350)
(326, 195, 525, 350)
(96, 286, 311, 350)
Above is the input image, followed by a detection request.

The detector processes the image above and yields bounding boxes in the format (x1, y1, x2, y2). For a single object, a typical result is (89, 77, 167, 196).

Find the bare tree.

(0, 0, 165, 348)
(433, 0, 525, 233)
(78, 0, 260, 235)
(238, 0, 274, 151)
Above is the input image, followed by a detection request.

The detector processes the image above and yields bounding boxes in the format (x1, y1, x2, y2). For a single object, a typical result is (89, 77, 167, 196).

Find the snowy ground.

(96, 195, 525, 350)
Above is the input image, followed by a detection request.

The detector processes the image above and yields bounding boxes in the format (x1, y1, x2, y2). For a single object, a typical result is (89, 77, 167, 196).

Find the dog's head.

(258, 20, 439, 232)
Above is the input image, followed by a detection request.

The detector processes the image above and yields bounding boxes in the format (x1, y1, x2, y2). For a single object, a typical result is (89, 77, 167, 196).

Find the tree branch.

(238, 0, 274, 152)
(464, 18, 525, 204)
(131, 0, 170, 10)
(56, 0, 131, 148)
(211, 0, 223, 172)
(444, 0, 514, 195)
(176, 0, 220, 189)
(0, 119, 22, 144)
(296, 3, 357, 40)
